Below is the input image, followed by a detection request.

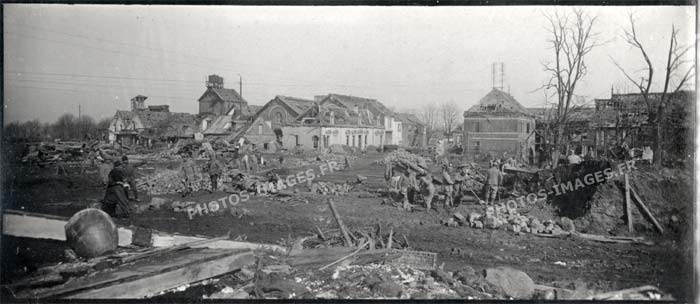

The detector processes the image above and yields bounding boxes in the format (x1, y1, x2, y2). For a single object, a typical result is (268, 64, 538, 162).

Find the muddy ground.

(1, 149, 695, 300)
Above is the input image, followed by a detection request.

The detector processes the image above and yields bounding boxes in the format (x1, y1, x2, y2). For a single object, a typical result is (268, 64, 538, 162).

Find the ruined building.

(462, 88, 536, 161)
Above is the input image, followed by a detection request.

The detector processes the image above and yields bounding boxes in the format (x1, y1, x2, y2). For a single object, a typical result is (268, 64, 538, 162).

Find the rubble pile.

(136, 169, 207, 195)
(303, 225, 412, 250)
(310, 182, 353, 196)
(441, 206, 574, 235)
(374, 150, 429, 169)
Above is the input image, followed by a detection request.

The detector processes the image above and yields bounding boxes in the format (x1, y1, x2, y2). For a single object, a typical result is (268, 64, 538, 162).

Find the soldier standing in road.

(180, 151, 197, 197)
(207, 154, 224, 192)
(485, 161, 503, 204)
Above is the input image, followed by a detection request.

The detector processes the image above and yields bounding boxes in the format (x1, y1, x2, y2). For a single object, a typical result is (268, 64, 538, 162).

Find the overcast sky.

(3, 5, 695, 124)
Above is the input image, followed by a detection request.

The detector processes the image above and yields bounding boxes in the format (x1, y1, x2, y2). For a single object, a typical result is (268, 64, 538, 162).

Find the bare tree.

(415, 103, 440, 141)
(541, 9, 601, 166)
(612, 14, 695, 166)
(439, 101, 460, 142)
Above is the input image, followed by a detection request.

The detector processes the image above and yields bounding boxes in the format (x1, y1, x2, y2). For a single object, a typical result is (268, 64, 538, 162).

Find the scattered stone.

(485, 206, 495, 218)
(258, 275, 309, 298)
(149, 197, 169, 210)
(472, 221, 484, 229)
(453, 212, 467, 225)
(468, 212, 482, 224)
(484, 216, 502, 229)
(509, 225, 521, 233)
(454, 266, 478, 285)
(484, 266, 535, 299)
(430, 269, 453, 283)
(209, 287, 249, 299)
(365, 273, 402, 297)
(558, 217, 576, 232)
(316, 290, 337, 298)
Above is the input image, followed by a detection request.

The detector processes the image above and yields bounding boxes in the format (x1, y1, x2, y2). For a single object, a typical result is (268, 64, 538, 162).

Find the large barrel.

(64, 208, 118, 259)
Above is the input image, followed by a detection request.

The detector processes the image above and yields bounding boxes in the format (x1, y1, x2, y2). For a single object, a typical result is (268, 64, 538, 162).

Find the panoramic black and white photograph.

(1, 3, 697, 301)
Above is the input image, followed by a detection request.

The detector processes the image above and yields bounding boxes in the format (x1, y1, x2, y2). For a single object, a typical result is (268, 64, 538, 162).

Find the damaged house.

(241, 93, 413, 150)
(463, 88, 536, 161)
(238, 95, 316, 148)
(292, 94, 386, 150)
(108, 95, 196, 146)
(394, 112, 427, 147)
(592, 90, 694, 156)
(197, 74, 260, 139)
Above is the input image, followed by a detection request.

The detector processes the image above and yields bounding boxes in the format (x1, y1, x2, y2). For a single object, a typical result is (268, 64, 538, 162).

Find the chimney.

(206, 74, 224, 89)
(131, 95, 147, 112)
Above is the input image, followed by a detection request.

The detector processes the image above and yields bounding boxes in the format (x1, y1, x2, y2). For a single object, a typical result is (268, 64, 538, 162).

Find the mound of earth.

(572, 166, 691, 237)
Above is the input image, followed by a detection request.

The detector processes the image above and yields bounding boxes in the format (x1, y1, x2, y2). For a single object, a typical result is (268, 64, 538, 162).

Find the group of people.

(180, 145, 226, 197)
(385, 160, 497, 212)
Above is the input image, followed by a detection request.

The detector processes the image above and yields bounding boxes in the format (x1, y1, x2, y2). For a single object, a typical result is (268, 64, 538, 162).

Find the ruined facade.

(197, 75, 259, 138)
(463, 88, 536, 161)
(108, 96, 196, 146)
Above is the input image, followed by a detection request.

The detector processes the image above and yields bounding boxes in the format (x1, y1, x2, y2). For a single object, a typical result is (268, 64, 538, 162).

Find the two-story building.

(463, 88, 536, 161)
(196, 74, 260, 139)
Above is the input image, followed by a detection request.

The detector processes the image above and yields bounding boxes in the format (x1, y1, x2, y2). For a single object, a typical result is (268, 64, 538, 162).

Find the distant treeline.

(4, 114, 112, 142)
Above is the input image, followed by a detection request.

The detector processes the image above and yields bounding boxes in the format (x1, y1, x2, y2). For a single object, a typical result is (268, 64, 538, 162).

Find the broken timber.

(624, 173, 634, 233)
(628, 185, 664, 234)
(2, 209, 286, 253)
(18, 248, 254, 299)
(327, 199, 353, 247)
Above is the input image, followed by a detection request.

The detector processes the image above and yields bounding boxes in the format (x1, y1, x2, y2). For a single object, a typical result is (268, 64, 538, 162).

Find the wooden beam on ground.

(19, 248, 254, 299)
(624, 173, 634, 233)
(285, 247, 392, 268)
(327, 199, 353, 247)
(585, 285, 661, 300)
(3, 210, 133, 246)
(628, 186, 664, 234)
(2, 210, 287, 253)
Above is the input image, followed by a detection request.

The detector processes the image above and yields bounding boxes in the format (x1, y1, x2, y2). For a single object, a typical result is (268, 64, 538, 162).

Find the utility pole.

(500, 62, 505, 90)
(492, 63, 495, 89)
(238, 74, 243, 99)
(78, 104, 81, 140)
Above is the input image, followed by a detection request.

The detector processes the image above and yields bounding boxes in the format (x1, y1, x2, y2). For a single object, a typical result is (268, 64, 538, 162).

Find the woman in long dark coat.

(102, 160, 130, 218)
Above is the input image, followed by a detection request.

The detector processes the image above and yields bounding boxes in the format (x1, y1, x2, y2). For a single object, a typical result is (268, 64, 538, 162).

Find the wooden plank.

(629, 187, 664, 234)
(3, 210, 133, 246)
(286, 248, 391, 268)
(585, 285, 661, 300)
(624, 173, 634, 233)
(68, 250, 254, 299)
(149, 233, 287, 254)
(2, 210, 285, 253)
(23, 248, 251, 299)
(327, 199, 353, 247)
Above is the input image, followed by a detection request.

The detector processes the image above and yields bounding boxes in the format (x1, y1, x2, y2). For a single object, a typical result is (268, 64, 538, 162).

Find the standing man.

(102, 160, 130, 218)
(484, 161, 503, 205)
(121, 156, 139, 202)
(453, 164, 471, 204)
(180, 151, 197, 197)
(207, 154, 224, 192)
(419, 173, 436, 212)
(441, 164, 455, 208)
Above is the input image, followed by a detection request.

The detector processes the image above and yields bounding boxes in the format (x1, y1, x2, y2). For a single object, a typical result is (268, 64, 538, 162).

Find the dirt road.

(1, 153, 693, 300)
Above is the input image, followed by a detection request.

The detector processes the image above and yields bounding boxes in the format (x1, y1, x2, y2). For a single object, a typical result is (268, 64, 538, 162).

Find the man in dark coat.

(121, 155, 139, 202)
(102, 160, 130, 218)
(207, 155, 224, 192)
